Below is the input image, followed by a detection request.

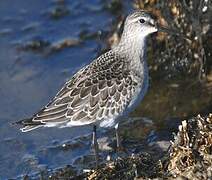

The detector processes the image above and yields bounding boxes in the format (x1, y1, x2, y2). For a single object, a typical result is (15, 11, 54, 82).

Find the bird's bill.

(157, 25, 192, 41)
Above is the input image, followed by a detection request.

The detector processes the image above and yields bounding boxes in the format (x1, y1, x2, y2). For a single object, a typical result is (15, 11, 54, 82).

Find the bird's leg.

(115, 123, 128, 155)
(115, 123, 121, 150)
(92, 125, 99, 167)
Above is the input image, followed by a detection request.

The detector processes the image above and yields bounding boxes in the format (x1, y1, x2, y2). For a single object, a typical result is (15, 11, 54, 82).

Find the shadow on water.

(0, 0, 211, 179)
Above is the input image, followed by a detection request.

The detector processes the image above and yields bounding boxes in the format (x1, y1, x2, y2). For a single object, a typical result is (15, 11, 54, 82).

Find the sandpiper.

(16, 10, 173, 166)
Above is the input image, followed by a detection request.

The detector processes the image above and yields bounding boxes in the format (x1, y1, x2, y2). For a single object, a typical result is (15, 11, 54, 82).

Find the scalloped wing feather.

(19, 51, 139, 131)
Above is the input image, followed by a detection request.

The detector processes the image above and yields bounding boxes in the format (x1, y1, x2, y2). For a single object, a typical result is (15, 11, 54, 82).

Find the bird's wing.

(20, 51, 138, 130)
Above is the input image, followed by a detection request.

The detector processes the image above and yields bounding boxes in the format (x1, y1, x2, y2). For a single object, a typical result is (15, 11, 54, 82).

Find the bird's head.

(123, 11, 158, 38)
(116, 10, 190, 54)
(123, 10, 191, 40)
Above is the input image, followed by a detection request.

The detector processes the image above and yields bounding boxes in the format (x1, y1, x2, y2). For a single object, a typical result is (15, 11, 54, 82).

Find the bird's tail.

(20, 125, 42, 132)
(12, 118, 43, 132)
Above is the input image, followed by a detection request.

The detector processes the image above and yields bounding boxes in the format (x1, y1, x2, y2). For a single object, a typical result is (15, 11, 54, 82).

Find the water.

(0, 0, 211, 179)
(0, 0, 118, 178)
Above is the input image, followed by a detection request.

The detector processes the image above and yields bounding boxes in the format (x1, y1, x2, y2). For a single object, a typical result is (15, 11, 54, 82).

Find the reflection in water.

(0, 0, 211, 179)
(133, 78, 212, 127)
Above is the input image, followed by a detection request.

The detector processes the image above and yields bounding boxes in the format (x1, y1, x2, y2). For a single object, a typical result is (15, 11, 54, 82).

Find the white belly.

(127, 62, 149, 112)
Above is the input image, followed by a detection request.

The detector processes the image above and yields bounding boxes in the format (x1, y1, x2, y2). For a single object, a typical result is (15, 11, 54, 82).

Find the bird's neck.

(113, 32, 147, 70)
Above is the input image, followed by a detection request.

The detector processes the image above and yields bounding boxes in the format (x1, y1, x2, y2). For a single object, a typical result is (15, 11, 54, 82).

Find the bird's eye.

(139, 18, 145, 23)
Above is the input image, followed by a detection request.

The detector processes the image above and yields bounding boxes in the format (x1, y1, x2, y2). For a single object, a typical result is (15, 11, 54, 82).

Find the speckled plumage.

(18, 11, 158, 132)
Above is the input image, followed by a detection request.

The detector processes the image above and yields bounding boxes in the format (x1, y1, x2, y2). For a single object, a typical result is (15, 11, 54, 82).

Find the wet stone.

(48, 139, 86, 152)
(79, 30, 103, 41)
(97, 137, 113, 151)
(48, 6, 70, 19)
(15, 38, 81, 55)
(49, 39, 81, 52)
(16, 38, 51, 52)
(44, 0, 70, 20)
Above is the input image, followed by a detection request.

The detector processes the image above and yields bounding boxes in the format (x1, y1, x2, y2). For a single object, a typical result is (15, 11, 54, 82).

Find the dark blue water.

(0, 0, 132, 179)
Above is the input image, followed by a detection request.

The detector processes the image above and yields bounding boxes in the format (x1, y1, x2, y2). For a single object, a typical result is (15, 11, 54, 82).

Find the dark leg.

(92, 125, 99, 167)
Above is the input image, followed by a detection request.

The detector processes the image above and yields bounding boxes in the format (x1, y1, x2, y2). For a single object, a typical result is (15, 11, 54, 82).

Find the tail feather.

(12, 118, 43, 132)
(15, 118, 42, 125)
(20, 125, 42, 132)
